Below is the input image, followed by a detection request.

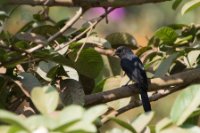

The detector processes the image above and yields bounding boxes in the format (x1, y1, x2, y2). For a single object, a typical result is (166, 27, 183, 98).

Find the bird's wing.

(121, 58, 148, 89)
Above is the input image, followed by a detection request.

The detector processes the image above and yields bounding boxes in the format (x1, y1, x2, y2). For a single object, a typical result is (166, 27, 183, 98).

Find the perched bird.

(114, 46, 151, 112)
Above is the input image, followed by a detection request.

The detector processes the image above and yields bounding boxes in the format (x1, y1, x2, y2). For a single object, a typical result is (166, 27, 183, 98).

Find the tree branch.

(101, 84, 188, 123)
(7, 0, 172, 7)
(48, 7, 85, 42)
(85, 68, 200, 106)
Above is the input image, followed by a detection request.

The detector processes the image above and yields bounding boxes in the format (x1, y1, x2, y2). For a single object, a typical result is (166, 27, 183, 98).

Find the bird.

(114, 46, 151, 112)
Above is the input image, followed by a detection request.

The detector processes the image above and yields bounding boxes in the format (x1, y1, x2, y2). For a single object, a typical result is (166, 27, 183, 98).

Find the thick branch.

(85, 68, 200, 106)
(7, 0, 172, 7)
(101, 84, 188, 123)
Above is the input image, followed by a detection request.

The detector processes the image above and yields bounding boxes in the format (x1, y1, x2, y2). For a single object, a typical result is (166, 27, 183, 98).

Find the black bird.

(115, 46, 151, 112)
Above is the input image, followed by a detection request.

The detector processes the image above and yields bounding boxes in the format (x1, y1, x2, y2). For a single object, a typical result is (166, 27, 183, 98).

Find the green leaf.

(156, 118, 173, 133)
(83, 105, 107, 123)
(46, 65, 60, 79)
(181, 0, 200, 15)
(107, 128, 123, 133)
(0, 0, 7, 5)
(7, 125, 28, 133)
(60, 79, 85, 106)
(78, 36, 111, 48)
(64, 121, 97, 133)
(111, 118, 137, 133)
(34, 50, 72, 66)
(170, 84, 200, 125)
(63, 66, 79, 81)
(154, 27, 178, 45)
(98, 76, 132, 110)
(69, 48, 103, 78)
(131, 112, 155, 133)
(189, 108, 200, 118)
(167, 24, 188, 30)
(32, 25, 58, 37)
(54, 105, 84, 131)
(183, 125, 200, 133)
(93, 78, 107, 93)
(174, 35, 193, 46)
(25, 115, 55, 130)
(36, 61, 56, 81)
(31, 86, 59, 114)
(172, 0, 184, 10)
(184, 50, 200, 67)
(18, 72, 41, 93)
(154, 53, 180, 77)
(0, 126, 10, 133)
(0, 110, 29, 131)
(160, 126, 188, 133)
(135, 46, 151, 57)
(33, 14, 46, 22)
(0, 11, 8, 20)
(106, 32, 138, 49)
(16, 32, 47, 44)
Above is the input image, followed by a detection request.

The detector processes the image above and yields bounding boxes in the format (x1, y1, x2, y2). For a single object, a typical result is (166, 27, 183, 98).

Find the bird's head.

(114, 46, 133, 58)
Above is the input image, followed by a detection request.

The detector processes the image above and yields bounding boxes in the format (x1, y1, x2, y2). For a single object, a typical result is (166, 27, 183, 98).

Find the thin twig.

(74, 26, 93, 62)
(55, 8, 116, 52)
(48, 7, 85, 42)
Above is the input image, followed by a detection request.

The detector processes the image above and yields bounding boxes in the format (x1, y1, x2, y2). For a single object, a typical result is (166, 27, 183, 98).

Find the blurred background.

(1, 0, 200, 131)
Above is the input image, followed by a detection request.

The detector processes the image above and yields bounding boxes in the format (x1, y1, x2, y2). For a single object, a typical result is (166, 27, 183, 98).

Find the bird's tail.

(140, 88, 151, 112)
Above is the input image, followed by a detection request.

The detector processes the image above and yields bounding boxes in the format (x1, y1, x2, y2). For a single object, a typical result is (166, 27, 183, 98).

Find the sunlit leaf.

(111, 118, 137, 133)
(64, 121, 97, 133)
(154, 53, 180, 77)
(160, 126, 188, 133)
(83, 105, 107, 123)
(181, 0, 200, 15)
(0, 126, 10, 133)
(31, 86, 59, 114)
(78, 36, 111, 48)
(184, 50, 200, 67)
(156, 118, 173, 133)
(170, 84, 200, 125)
(54, 105, 84, 131)
(183, 125, 200, 133)
(63, 66, 79, 81)
(154, 27, 178, 45)
(25, 115, 55, 130)
(0, 110, 29, 131)
(0, 11, 8, 20)
(36, 61, 56, 81)
(131, 112, 155, 133)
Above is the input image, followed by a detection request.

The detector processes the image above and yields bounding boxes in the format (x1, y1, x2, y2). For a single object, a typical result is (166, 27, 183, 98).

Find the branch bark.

(7, 0, 172, 7)
(85, 68, 200, 106)
(101, 84, 188, 123)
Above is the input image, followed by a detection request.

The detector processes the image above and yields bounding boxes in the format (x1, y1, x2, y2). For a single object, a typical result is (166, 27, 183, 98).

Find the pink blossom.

(88, 8, 126, 21)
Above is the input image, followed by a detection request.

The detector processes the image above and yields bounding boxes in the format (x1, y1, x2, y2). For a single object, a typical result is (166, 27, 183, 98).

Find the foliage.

(107, 84, 200, 133)
(0, 1, 200, 133)
(0, 86, 108, 133)
(173, 0, 200, 15)
(0, 85, 200, 133)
